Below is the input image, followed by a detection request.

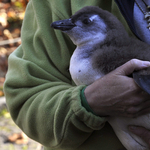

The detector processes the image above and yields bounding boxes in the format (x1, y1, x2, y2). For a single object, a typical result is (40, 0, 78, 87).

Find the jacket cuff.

(80, 87, 97, 116)
(71, 86, 107, 130)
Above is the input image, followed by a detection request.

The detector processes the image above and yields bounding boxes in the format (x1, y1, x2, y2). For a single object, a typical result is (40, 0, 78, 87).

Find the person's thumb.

(128, 125, 150, 146)
(115, 59, 150, 76)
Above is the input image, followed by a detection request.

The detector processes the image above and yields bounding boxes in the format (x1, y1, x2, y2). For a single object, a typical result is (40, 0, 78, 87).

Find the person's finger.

(128, 126, 150, 146)
(115, 59, 150, 76)
(120, 99, 150, 118)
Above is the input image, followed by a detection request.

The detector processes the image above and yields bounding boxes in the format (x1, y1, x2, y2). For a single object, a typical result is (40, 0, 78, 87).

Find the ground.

(0, 97, 43, 150)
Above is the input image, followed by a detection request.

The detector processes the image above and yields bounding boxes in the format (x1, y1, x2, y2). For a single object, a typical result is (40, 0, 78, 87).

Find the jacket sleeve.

(4, 0, 107, 148)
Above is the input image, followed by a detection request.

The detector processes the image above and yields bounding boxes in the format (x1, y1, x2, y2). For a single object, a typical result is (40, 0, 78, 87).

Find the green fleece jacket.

(4, 0, 133, 149)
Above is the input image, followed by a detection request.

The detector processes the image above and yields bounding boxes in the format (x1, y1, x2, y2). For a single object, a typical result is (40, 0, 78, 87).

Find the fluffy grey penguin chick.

(51, 6, 150, 150)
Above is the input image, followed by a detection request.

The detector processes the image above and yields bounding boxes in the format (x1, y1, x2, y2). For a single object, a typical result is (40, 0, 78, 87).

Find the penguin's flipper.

(133, 67, 150, 95)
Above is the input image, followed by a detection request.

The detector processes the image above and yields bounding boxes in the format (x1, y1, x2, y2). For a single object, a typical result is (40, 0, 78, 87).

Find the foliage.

(0, 0, 28, 91)
(0, 108, 9, 117)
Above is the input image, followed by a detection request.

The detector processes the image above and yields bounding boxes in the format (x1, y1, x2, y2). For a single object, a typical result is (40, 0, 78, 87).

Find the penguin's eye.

(82, 18, 91, 24)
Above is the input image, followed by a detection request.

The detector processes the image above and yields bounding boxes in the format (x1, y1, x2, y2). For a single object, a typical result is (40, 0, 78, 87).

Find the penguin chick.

(51, 6, 150, 150)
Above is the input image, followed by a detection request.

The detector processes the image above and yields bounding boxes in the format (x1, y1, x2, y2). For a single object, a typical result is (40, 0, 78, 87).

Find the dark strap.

(115, 0, 140, 39)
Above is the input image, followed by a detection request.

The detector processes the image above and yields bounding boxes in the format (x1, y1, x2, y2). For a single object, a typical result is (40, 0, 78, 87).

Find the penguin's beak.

(51, 19, 76, 31)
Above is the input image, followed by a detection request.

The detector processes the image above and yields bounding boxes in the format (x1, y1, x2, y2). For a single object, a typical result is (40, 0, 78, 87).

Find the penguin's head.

(51, 6, 128, 45)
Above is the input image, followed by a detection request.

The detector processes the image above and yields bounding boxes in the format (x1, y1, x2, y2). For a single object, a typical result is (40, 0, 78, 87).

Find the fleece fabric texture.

(4, 0, 133, 149)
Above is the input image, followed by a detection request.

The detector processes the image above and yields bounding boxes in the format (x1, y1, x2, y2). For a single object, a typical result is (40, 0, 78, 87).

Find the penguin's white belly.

(109, 115, 150, 150)
(69, 55, 104, 85)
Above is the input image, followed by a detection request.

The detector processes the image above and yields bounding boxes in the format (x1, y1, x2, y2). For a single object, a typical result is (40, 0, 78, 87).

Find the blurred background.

(0, 0, 42, 149)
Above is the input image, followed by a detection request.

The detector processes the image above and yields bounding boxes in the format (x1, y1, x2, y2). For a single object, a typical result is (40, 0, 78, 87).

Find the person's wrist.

(84, 84, 100, 115)
(81, 87, 97, 115)
(84, 79, 110, 117)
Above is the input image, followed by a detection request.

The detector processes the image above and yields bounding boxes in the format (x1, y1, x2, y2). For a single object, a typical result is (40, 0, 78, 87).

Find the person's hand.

(84, 59, 150, 117)
(128, 126, 150, 147)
